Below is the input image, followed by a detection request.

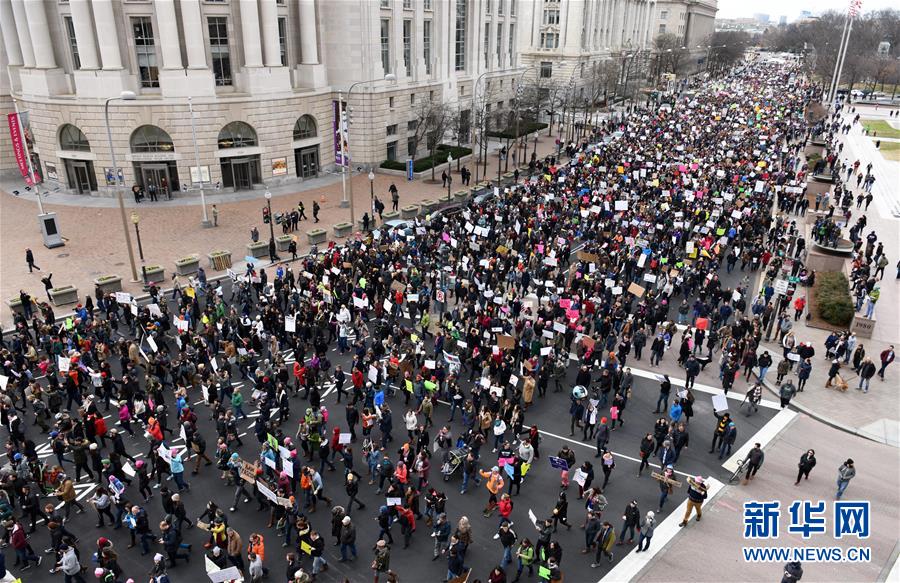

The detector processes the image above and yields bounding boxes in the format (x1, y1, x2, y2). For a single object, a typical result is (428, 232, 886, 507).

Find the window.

(132, 17, 158, 88)
(659, 24, 666, 34)
(386, 124, 398, 136)
(407, 120, 417, 132)
(380, 0, 389, 7)
(403, 19, 412, 75)
(543, 9, 559, 25)
(455, 0, 467, 71)
(386, 141, 397, 161)
(403, 0, 412, 8)
(410, 93, 415, 105)
(63, 17, 81, 69)
(292, 115, 317, 140)
(541, 32, 558, 49)
(485, 0, 491, 13)
(380, 18, 391, 73)
(130, 125, 174, 153)
(423, 20, 432, 74)
(389, 96, 395, 108)
(59, 124, 90, 152)
(660, 10, 668, 18)
(429, 90, 434, 101)
(459, 109, 470, 142)
(407, 138, 416, 157)
(424, 0, 432, 9)
(510, 0, 516, 15)
(483, 23, 490, 68)
(208, 17, 232, 86)
(496, 23, 503, 67)
(217, 121, 257, 149)
(278, 17, 287, 66)
(540, 61, 553, 78)
(508, 23, 515, 66)
(498, 0, 503, 15)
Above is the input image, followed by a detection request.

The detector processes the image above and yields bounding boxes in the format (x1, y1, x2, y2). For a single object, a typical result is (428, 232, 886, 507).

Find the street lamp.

(340, 73, 396, 226)
(264, 189, 275, 244)
(131, 211, 148, 285)
(446, 154, 453, 201)
(104, 90, 140, 283)
(188, 97, 211, 228)
(368, 170, 375, 217)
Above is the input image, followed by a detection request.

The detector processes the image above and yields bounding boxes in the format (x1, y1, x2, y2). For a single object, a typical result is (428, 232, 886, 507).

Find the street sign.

(774, 279, 789, 296)
(406, 159, 414, 181)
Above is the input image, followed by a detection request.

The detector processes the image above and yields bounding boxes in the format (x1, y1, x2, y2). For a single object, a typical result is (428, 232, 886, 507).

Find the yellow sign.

(301, 541, 313, 554)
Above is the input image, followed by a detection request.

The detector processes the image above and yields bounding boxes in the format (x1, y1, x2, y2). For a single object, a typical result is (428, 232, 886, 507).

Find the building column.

(180, 0, 208, 69)
(69, 0, 100, 70)
(0, 0, 22, 66)
(154, 0, 183, 69)
(259, 0, 281, 66)
(10, 0, 35, 67)
(240, 0, 264, 67)
(298, 0, 319, 64)
(92, 0, 123, 69)
(22, 0, 54, 68)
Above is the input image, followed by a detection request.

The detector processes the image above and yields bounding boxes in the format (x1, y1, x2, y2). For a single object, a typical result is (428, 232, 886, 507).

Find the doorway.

(220, 156, 261, 191)
(294, 146, 319, 179)
(63, 158, 97, 193)
(141, 164, 169, 199)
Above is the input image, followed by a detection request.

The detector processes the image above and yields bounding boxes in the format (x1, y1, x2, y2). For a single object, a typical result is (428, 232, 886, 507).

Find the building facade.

(1, 0, 653, 197)
(653, 0, 717, 71)
(517, 0, 656, 98)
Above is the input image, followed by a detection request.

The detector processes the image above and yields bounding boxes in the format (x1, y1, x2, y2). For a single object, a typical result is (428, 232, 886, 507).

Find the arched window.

(218, 121, 257, 149)
(130, 125, 175, 153)
(59, 124, 91, 152)
(293, 115, 317, 140)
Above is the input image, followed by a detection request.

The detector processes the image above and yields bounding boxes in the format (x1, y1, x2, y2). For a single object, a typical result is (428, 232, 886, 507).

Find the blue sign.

(548, 456, 569, 471)
(406, 159, 414, 181)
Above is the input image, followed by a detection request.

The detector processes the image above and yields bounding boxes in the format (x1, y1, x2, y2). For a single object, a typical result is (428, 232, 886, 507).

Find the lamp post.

(188, 97, 211, 228)
(104, 90, 140, 283)
(131, 211, 148, 285)
(341, 73, 396, 226)
(264, 189, 275, 244)
(473, 66, 525, 186)
(446, 154, 453, 201)
(368, 170, 375, 217)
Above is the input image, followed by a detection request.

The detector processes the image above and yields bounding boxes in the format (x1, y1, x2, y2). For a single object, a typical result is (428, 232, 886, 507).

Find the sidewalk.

(1, 133, 564, 326)
(635, 414, 900, 582)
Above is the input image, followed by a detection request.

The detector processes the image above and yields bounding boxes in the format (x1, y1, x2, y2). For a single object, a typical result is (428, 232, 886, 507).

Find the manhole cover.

(57, 253, 70, 258)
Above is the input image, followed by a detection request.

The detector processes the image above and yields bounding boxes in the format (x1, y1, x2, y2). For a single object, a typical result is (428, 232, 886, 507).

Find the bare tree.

(653, 34, 690, 77)
(407, 99, 455, 180)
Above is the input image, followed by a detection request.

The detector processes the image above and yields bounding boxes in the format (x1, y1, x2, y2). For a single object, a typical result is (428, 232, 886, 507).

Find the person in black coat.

(617, 500, 640, 544)
(781, 561, 803, 583)
(795, 450, 817, 485)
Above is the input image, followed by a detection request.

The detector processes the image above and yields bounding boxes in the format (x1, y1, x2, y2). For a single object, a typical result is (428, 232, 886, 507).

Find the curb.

(758, 376, 894, 447)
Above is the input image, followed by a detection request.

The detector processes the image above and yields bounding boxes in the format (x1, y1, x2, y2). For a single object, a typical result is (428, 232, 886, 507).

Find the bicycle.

(728, 458, 746, 484)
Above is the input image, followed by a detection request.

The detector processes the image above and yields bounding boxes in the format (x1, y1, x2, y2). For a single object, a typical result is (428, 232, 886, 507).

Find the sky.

(716, 0, 897, 21)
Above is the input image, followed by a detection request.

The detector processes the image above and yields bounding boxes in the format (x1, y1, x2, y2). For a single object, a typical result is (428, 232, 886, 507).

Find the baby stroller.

(441, 446, 469, 481)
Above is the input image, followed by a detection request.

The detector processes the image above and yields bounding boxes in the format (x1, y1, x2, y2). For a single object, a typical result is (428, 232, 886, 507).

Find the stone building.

(0, 0, 657, 197)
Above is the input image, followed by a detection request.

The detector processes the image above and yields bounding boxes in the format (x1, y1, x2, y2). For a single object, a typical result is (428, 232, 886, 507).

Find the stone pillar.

(10, 0, 35, 68)
(180, 0, 208, 69)
(240, 0, 264, 67)
(91, 0, 123, 70)
(69, 0, 100, 70)
(154, 0, 184, 69)
(0, 0, 23, 67)
(298, 0, 319, 64)
(259, 0, 281, 67)
(23, 0, 54, 67)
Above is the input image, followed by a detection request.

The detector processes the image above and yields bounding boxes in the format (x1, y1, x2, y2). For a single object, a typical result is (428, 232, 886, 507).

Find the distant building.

(753, 13, 770, 24)
(778, 15, 787, 25)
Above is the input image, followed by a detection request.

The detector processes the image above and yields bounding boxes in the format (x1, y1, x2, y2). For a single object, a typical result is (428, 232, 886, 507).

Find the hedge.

(814, 271, 854, 327)
(486, 121, 548, 140)
(380, 144, 473, 172)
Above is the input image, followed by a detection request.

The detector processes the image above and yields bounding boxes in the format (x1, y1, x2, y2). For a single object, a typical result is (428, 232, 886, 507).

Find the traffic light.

(262, 206, 270, 224)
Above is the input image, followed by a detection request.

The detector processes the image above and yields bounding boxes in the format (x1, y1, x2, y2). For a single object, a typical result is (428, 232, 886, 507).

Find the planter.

(208, 250, 232, 271)
(48, 285, 78, 307)
(419, 199, 439, 217)
(247, 241, 269, 259)
(93, 275, 123, 295)
(174, 254, 200, 276)
(144, 265, 165, 284)
(333, 222, 353, 238)
(6, 297, 25, 318)
(276, 234, 294, 252)
(307, 228, 327, 245)
(454, 190, 469, 203)
(381, 210, 400, 222)
(401, 204, 420, 219)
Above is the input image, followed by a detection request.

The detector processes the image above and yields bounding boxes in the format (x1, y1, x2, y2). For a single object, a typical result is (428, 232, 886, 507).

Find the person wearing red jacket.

(495, 493, 514, 534)
(396, 505, 416, 548)
(93, 413, 108, 448)
(10, 519, 42, 569)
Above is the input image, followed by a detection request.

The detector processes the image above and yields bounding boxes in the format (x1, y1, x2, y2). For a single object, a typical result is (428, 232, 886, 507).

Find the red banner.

(7, 112, 33, 186)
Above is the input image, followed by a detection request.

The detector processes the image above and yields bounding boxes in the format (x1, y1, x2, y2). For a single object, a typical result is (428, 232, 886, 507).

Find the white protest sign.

(712, 393, 729, 412)
(285, 315, 296, 333)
